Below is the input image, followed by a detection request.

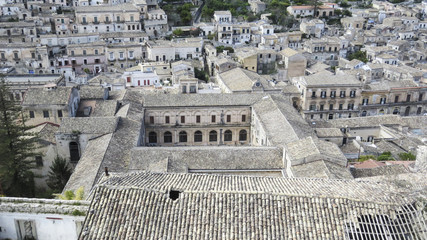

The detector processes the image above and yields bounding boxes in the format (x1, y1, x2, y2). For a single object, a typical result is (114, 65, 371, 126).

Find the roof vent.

(169, 190, 180, 201)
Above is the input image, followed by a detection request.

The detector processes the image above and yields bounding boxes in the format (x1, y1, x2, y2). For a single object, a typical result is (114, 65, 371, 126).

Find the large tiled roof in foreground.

(80, 172, 426, 240)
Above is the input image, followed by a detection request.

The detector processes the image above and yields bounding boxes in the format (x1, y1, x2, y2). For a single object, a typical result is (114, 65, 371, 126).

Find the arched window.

(239, 130, 247, 141)
(69, 141, 80, 163)
(224, 130, 232, 142)
(164, 131, 172, 143)
(209, 130, 217, 142)
(393, 108, 399, 115)
(179, 131, 187, 142)
(148, 132, 157, 143)
(194, 131, 202, 142)
(404, 106, 410, 116)
(379, 109, 385, 115)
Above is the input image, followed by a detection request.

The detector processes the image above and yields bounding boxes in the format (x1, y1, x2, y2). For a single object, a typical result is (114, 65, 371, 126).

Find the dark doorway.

(69, 142, 80, 163)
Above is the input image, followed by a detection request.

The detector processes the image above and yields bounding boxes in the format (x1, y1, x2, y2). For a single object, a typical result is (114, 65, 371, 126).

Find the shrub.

(358, 155, 376, 162)
(398, 152, 416, 160)
(377, 152, 394, 161)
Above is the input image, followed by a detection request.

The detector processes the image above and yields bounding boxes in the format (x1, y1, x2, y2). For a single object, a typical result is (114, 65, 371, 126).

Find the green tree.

(348, 50, 368, 63)
(173, 28, 184, 36)
(0, 77, 38, 197)
(377, 151, 394, 161)
(46, 156, 72, 193)
(397, 152, 416, 160)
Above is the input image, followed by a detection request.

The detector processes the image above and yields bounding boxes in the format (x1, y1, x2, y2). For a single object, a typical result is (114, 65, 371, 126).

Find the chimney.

(104, 167, 109, 176)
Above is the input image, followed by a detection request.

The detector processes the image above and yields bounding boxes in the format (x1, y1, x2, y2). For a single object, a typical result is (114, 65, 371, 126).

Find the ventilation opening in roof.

(169, 190, 180, 201)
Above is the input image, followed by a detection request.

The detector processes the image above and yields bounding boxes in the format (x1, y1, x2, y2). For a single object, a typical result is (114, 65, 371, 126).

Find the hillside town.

(0, 0, 426, 239)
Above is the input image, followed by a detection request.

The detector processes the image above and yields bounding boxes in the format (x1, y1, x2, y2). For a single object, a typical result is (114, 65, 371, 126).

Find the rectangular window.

(330, 91, 336, 98)
(181, 116, 185, 123)
(321, 91, 326, 98)
(329, 104, 334, 110)
(380, 98, 386, 104)
(419, 93, 423, 102)
(94, 16, 98, 23)
(43, 110, 49, 118)
(129, 51, 134, 58)
(95, 49, 99, 55)
(320, 105, 324, 111)
(242, 115, 246, 122)
(348, 104, 354, 110)
(165, 116, 170, 124)
(309, 104, 316, 111)
(119, 52, 124, 59)
(339, 104, 343, 110)
(149, 116, 154, 124)
(196, 115, 200, 123)
(311, 91, 316, 98)
(406, 94, 411, 102)
(35, 156, 43, 167)
(58, 110, 63, 118)
(350, 90, 356, 98)
(395, 96, 399, 103)
(226, 115, 231, 122)
(362, 98, 369, 105)
(340, 91, 346, 98)
(29, 111, 35, 118)
(211, 115, 216, 123)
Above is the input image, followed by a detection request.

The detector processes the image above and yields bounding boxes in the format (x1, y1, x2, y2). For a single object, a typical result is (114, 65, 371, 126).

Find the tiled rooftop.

(80, 171, 427, 239)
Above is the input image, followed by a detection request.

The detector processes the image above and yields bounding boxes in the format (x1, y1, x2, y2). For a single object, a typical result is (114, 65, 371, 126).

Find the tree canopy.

(47, 156, 72, 193)
(0, 77, 38, 197)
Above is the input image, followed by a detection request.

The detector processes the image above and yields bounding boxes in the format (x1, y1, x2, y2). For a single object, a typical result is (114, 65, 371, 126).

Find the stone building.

(66, 41, 106, 75)
(279, 48, 307, 80)
(106, 42, 143, 70)
(146, 37, 203, 62)
(0, 43, 49, 74)
(55, 117, 119, 166)
(143, 8, 168, 37)
(291, 71, 363, 120)
(22, 85, 80, 126)
(27, 122, 60, 189)
(142, 94, 254, 146)
(74, 4, 141, 34)
(360, 81, 427, 117)
(234, 48, 277, 74)
(5, 74, 64, 102)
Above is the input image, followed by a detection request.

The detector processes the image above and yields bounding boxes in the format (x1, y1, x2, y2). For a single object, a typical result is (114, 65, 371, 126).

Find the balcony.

(81, 21, 88, 25)
(108, 58, 115, 62)
(93, 21, 100, 25)
(105, 20, 111, 24)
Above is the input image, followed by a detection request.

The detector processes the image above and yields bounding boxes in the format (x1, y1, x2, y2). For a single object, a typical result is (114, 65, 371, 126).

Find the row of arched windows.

(148, 130, 248, 143)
